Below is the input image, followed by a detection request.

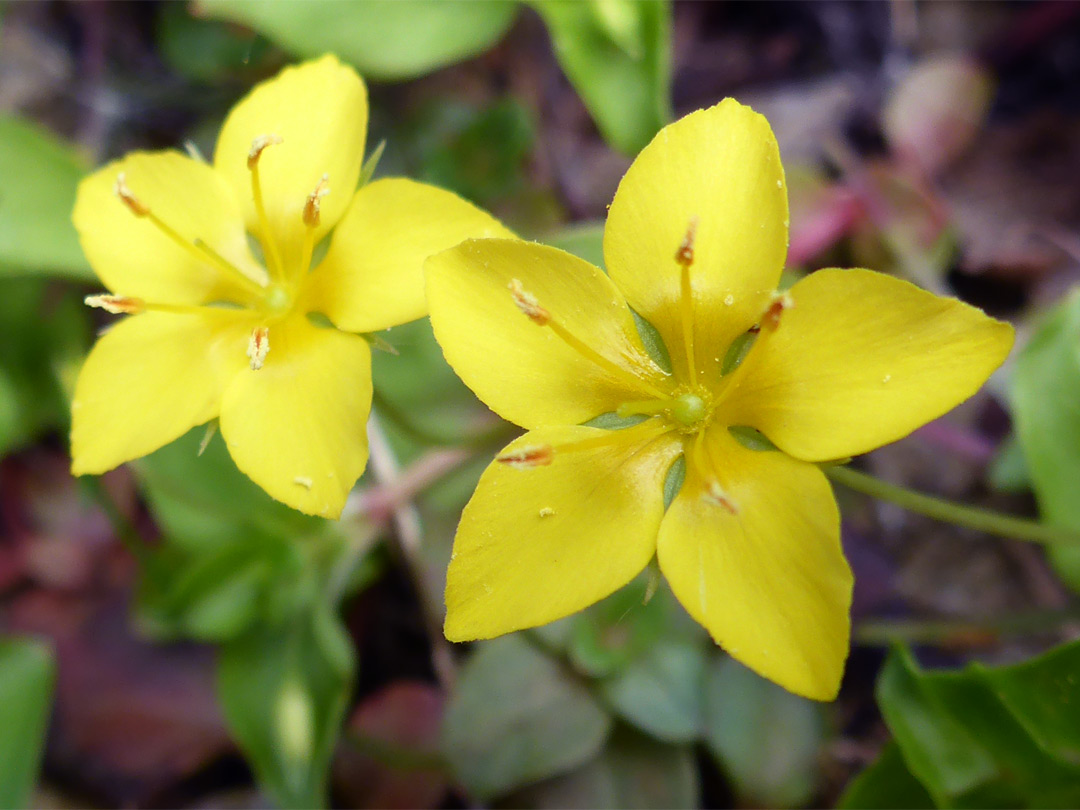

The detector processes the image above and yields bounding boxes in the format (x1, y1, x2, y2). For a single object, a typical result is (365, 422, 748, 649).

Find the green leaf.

(873, 643, 1080, 807)
(529, 0, 672, 154)
(512, 727, 699, 808)
(599, 638, 705, 742)
(0, 116, 92, 279)
(567, 576, 668, 678)
(0, 638, 55, 810)
(156, 2, 272, 83)
(441, 635, 612, 799)
(1011, 289, 1080, 590)
(837, 742, 934, 810)
(545, 221, 606, 269)
(704, 655, 825, 808)
(986, 434, 1030, 493)
(198, 0, 519, 81)
(218, 605, 355, 809)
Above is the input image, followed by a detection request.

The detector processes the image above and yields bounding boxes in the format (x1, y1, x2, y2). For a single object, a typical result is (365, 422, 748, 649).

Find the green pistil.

(671, 392, 705, 427)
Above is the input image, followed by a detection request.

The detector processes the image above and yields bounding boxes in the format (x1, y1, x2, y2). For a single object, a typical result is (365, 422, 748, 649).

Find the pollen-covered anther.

(508, 278, 550, 325)
(704, 481, 739, 514)
(247, 326, 270, 370)
(497, 443, 554, 469)
(247, 134, 283, 169)
(763, 291, 795, 330)
(114, 173, 149, 217)
(303, 174, 330, 227)
(84, 294, 145, 315)
(675, 215, 699, 267)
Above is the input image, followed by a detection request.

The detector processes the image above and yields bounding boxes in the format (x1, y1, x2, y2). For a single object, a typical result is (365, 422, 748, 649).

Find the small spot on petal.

(539, 507, 556, 518)
(882, 374, 892, 383)
(497, 444, 554, 469)
(723, 293, 735, 306)
(247, 326, 270, 370)
(294, 476, 313, 490)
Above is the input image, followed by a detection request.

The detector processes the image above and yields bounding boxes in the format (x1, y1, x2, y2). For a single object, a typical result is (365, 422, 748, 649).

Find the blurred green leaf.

(0, 638, 55, 810)
(0, 278, 90, 455)
(599, 638, 705, 742)
(529, 0, 671, 154)
(0, 116, 92, 279)
(157, 2, 272, 83)
(837, 742, 934, 809)
(986, 434, 1030, 493)
(545, 222, 606, 268)
(568, 577, 668, 678)
(513, 726, 699, 808)
(442, 635, 612, 799)
(198, 0, 518, 81)
(874, 643, 1080, 807)
(704, 655, 825, 808)
(1011, 289, 1080, 590)
(218, 604, 355, 809)
(137, 427, 326, 552)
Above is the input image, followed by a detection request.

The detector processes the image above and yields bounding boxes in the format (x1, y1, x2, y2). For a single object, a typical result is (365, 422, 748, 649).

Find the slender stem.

(855, 606, 1080, 647)
(827, 464, 1080, 546)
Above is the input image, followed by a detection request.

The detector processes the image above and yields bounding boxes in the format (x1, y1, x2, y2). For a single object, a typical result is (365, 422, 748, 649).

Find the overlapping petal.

(214, 54, 367, 276)
(218, 315, 372, 518)
(656, 428, 852, 700)
(721, 268, 1015, 462)
(426, 239, 669, 429)
(73, 151, 264, 304)
(305, 178, 515, 333)
(71, 310, 253, 475)
(444, 424, 682, 641)
(604, 99, 789, 382)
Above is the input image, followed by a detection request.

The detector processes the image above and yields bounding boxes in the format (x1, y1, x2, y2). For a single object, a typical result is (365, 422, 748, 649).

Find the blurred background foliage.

(1, 1, 1080, 808)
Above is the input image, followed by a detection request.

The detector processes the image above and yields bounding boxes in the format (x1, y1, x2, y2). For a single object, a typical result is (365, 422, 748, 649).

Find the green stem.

(826, 464, 1080, 547)
(856, 606, 1080, 646)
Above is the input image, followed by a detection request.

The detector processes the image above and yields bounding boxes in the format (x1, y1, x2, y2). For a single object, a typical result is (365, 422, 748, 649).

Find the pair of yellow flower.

(71, 56, 1012, 700)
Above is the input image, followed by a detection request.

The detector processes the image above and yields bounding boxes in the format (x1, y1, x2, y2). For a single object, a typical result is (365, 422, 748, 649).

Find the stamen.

(675, 217, 699, 382)
(762, 291, 794, 331)
(704, 480, 739, 514)
(114, 173, 149, 216)
(506, 279, 669, 400)
(84, 294, 144, 315)
(248, 135, 286, 283)
(113, 173, 262, 296)
(497, 444, 554, 468)
(691, 431, 739, 514)
(247, 326, 270, 370)
(298, 174, 330, 280)
(508, 279, 550, 325)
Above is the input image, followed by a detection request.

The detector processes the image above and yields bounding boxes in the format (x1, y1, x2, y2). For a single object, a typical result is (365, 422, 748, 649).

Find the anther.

(497, 444, 554, 469)
(247, 326, 270, 370)
(247, 134, 283, 169)
(763, 291, 794, 331)
(704, 481, 739, 514)
(675, 216, 699, 267)
(84, 294, 145, 315)
(303, 174, 330, 227)
(114, 173, 149, 217)
(508, 279, 550, 325)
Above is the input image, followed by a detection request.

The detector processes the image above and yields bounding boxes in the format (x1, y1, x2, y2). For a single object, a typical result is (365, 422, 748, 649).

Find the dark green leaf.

(837, 742, 934, 810)
(441, 635, 612, 799)
(1011, 289, 1080, 589)
(599, 638, 705, 742)
(704, 655, 825, 808)
(529, 0, 672, 154)
(0, 116, 92, 279)
(218, 605, 355, 809)
(0, 638, 55, 810)
(156, 2, 271, 83)
(199, 0, 518, 81)
(874, 643, 1080, 807)
(545, 222, 606, 269)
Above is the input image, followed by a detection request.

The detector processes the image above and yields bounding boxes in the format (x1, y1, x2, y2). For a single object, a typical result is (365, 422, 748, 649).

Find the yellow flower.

(70, 55, 512, 518)
(425, 100, 1013, 700)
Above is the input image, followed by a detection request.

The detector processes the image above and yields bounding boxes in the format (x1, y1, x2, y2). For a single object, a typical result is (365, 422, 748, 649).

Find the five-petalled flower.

(425, 99, 1013, 700)
(70, 55, 512, 517)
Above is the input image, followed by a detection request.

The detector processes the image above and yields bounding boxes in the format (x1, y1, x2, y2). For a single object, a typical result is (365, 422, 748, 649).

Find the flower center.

(262, 282, 294, 317)
(671, 392, 706, 427)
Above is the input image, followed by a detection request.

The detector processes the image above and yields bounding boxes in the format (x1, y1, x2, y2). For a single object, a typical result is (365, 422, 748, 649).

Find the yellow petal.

(604, 99, 789, 381)
(214, 55, 367, 276)
(71, 311, 252, 475)
(426, 239, 669, 429)
(73, 151, 264, 304)
(218, 315, 372, 518)
(657, 428, 852, 700)
(305, 178, 514, 332)
(722, 268, 1014, 461)
(444, 424, 682, 640)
